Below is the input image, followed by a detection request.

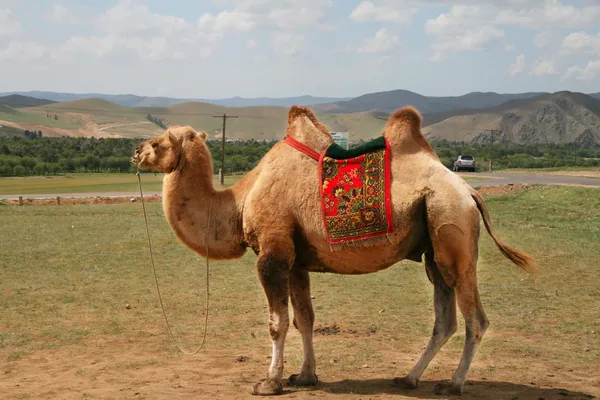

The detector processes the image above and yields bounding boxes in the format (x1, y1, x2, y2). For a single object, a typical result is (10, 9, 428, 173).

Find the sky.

(1, 0, 600, 99)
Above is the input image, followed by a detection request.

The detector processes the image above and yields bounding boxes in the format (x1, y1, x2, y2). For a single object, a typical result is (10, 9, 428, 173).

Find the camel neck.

(161, 151, 248, 260)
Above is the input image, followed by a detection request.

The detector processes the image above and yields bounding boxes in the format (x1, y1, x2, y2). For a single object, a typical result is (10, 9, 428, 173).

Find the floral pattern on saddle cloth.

(319, 139, 393, 245)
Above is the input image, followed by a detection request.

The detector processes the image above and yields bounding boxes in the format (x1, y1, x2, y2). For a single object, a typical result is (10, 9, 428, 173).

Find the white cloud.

(246, 39, 258, 49)
(431, 25, 504, 61)
(508, 54, 526, 76)
(350, 1, 418, 24)
(533, 30, 553, 48)
(97, 0, 193, 36)
(496, 1, 600, 28)
(425, 5, 504, 60)
(355, 28, 402, 54)
(198, 10, 256, 35)
(58, 34, 210, 61)
(55, 1, 216, 61)
(271, 33, 305, 56)
(0, 40, 45, 61)
(425, 5, 495, 36)
(45, 4, 81, 25)
(563, 60, 600, 81)
(0, 8, 20, 36)
(529, 58, 558, 76)
(425, 1, 600, 59)
(561, 31, 600, 56)
(505, 44, 516, 52)
(216, 0, 333, 30)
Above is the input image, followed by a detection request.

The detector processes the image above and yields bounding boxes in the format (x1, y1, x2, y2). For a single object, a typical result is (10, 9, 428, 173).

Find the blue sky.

(1, 0, 600, 98)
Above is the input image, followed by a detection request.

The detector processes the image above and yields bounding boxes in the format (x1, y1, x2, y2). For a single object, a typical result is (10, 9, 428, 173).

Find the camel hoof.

(252, 379, 283, 396)
(434, 382, 463, 396)
(288, 373, 318, 386)
(392, 376, 418, 389)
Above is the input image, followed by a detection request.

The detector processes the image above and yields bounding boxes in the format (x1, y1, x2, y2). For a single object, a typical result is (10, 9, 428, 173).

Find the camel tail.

(470, 188, 539, 275)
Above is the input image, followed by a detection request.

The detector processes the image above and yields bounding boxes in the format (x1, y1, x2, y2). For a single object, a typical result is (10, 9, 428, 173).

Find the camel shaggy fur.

(131, 106, 537, 396)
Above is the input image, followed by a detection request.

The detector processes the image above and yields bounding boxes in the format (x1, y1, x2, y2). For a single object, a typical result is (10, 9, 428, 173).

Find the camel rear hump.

(383, 106, 438, 158)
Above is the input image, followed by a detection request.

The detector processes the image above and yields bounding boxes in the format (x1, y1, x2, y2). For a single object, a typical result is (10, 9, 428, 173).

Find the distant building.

(331, 131, 349, 149)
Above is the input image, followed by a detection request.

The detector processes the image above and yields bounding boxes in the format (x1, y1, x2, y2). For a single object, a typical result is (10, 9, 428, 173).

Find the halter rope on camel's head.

(136, 169, 212, 355)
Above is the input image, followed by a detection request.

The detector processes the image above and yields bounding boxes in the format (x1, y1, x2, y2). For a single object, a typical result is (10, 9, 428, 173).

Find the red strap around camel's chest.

(283, 136, 321, 161)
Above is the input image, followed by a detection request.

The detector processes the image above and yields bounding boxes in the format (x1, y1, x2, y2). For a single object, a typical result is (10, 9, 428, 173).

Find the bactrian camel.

(131, 105, 537, 396)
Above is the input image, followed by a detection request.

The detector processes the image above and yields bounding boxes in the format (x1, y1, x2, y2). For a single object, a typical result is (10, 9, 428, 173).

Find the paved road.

(462, 172, 600, 188)
(1, 172, 598, 200)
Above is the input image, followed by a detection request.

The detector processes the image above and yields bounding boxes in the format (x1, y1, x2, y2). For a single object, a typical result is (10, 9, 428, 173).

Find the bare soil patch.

(501, 169, 600, 178)
(3, 342, 597, 400)
(474, 183, 543, 197)
(3, 195, 162, 206)
(2, 185, 535, 207)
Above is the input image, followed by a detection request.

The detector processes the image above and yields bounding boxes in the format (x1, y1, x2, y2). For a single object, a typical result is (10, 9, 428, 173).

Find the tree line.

(0, 135, 598, 177)
(0, 135, 277, 177)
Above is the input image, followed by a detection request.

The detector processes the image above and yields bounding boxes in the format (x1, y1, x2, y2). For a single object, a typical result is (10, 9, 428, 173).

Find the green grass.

(0, 173, 164, 195)
(0, 173, 243, 195)
(0, 185, 599, 396)
(0, 106, 80, 129)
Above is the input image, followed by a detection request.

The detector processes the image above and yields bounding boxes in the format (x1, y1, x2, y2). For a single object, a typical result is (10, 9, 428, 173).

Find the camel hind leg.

(427, 209, 489, 395)
(399, 186, 490, 395)
(393, 248, 458, 389)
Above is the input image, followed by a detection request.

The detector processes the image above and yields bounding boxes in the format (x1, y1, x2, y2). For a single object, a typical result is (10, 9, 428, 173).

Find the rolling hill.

(3, 92, 599, 144)
(422, 91, 600, 145)
(0, 91, 347, 108)
(312, 89, 546, 114)
(20, 99, 388, 140)
(0, 94, 56, 108)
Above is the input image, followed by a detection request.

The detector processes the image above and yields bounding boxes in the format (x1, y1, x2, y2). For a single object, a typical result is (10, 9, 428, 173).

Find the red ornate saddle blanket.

(284, 136, 394, 248)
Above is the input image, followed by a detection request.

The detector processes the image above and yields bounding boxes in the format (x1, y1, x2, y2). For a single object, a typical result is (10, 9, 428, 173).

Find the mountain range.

(1, 89, 600, 144)
(423, 91, 600, 145)
(0, 91, 348, 108)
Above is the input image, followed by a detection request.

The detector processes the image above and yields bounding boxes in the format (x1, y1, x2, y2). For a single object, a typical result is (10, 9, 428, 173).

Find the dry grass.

(0, 186, 598, 399)
(0, 173, 242, 196)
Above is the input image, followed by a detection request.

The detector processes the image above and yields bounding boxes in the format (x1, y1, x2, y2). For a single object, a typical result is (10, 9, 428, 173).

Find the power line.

(213, 113, 238, 185)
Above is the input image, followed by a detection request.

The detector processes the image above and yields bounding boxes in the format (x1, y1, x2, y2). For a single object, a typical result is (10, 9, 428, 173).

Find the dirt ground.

(3, 195, 162, 206)
(501, 170, 600, 179)
(3, 185, 535, 207)
(3, 333, 597, 400)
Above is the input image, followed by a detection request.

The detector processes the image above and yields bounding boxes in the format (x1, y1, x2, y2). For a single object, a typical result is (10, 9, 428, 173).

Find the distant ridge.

(0, 94, 56, 108)
(423, 91, 600, 145)
(311, 89, 547, 114)
(0, 91, 348, 108)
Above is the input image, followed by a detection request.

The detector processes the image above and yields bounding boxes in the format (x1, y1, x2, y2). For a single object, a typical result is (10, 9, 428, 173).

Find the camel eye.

(151, 142, 158, 149)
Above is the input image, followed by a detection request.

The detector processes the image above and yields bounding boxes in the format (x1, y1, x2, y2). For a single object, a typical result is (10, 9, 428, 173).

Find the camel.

(131, 105, 537, 396)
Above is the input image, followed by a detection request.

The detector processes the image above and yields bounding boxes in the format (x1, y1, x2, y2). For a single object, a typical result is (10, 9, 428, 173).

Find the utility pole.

(488, 129, 500, 171)
(213, 113, 238, 185)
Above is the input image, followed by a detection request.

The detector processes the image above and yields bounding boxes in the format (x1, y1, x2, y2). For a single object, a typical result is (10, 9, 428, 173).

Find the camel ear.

(198, 131, 207, 141)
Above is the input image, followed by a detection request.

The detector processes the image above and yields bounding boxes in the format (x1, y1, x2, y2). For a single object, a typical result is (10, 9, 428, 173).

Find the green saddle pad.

(324, 136, 387, 160)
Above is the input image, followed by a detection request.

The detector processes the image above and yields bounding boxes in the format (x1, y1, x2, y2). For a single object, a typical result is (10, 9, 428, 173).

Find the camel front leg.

(252, 251, 293, 396)
(288, 267, 318, 386)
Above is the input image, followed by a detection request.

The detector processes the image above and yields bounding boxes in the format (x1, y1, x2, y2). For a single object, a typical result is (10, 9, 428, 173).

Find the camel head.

(132, 126, 207, 173)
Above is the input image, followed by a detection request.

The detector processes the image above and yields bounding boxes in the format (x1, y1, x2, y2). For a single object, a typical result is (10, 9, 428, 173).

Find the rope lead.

(136, 170, 211, 355)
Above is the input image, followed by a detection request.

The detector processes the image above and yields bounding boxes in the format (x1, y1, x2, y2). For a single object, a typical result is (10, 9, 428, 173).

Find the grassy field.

(0, 105, 79, 129)
(0, 185, 598, 399)
(24, 98, 393, 141)
(0, 173, 484, 197)
(0, 173, 243, 195)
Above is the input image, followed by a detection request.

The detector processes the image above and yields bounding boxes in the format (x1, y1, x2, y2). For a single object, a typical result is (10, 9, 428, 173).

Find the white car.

(453, 155, 476, 172)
